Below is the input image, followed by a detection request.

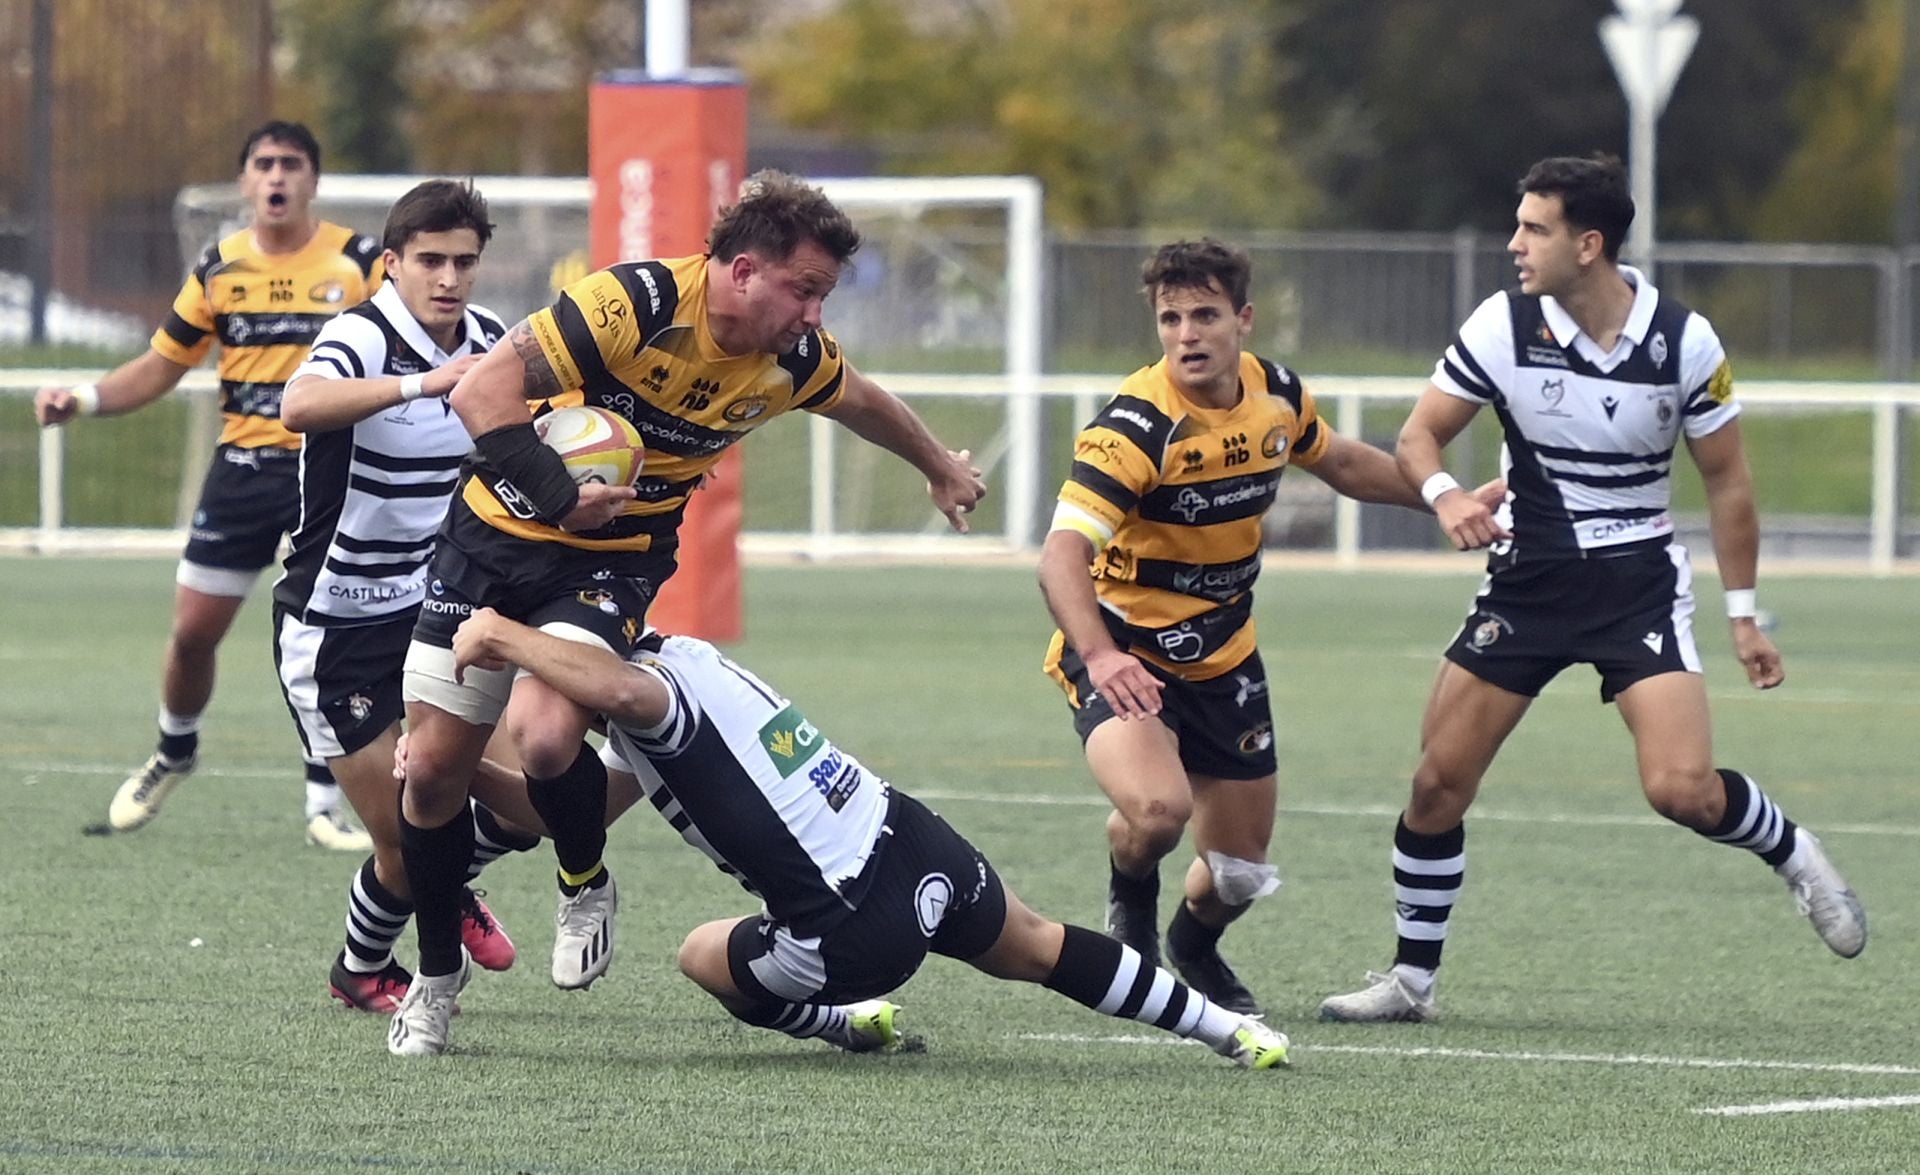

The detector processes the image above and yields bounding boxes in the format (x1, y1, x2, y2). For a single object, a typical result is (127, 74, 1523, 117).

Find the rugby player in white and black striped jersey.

(376, 607, 1291, 1070)
(275, 181, 538, 1015)
(1321, 155, 1867, 1025)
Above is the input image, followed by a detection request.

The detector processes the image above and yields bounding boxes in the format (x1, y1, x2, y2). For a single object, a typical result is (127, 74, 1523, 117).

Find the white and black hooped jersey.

(272, 284, 507, 624)
(1433, 266, 1738, 558)
(600, 635, 895, 936)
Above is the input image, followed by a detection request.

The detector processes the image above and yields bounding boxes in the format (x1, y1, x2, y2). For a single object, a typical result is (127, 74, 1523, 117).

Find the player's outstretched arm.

(394, 730, 646, 832)
(1036, 529, 1163, 719)
(282, 355, 480, 433)
(821, 363, 986, 532)
(1687, 419, 1784, 689)
(451, 607, 670, 725)
(1304, 433, 1425, 508)
(1397, 385, 1509, 550)
(33, 348, 191, 426)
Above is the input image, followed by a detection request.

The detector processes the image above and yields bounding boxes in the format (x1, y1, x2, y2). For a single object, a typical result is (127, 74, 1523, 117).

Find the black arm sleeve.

(473, 422, 580, 525)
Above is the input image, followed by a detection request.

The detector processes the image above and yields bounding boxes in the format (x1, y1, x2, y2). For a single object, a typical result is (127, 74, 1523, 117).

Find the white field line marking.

(1016, 1033, 1920, 1077)
(1696, 1095, 1920, 1117)
(915, 790, 1920, 840)
(14, 762, 1920, 839)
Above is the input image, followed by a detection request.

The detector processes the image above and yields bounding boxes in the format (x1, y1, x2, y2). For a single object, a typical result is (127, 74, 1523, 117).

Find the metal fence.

(1050, 230, 1920, 382)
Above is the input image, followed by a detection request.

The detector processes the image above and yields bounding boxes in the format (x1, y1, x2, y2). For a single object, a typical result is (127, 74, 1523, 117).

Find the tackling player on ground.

(373, 605, 1290, 1071)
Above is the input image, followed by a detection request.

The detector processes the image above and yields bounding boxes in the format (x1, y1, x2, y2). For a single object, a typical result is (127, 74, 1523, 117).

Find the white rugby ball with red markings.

(535, 405, 644, 488)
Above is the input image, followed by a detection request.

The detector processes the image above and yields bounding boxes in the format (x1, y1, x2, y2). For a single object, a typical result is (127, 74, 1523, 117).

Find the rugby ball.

(535, 405, 644, 488)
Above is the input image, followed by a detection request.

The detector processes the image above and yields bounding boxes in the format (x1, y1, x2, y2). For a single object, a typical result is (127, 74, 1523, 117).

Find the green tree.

(279, 0, 413, 173)
(745, 0, 1316, 230)
(745, 0, 1861, 237)
(1749, 0, 1897, 242)
(1274, 0, 1861, 239)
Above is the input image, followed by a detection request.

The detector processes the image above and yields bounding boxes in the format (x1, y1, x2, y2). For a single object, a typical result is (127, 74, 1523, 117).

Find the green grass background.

(1, 557, 1916, 1172)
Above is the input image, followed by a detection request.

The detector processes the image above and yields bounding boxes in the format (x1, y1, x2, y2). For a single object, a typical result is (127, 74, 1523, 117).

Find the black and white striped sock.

(343, 856, 412, 974)
(1043, 923, 1243, 1048)
(1701, 768, 1798, 867)
(467, 799, 540, 882)
(1391, 816, 1465, 989)
(730, 1000, 855, 1046)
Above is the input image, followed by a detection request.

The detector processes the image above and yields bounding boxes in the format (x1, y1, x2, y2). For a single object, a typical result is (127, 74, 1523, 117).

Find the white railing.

(5, 371, 1917, 573)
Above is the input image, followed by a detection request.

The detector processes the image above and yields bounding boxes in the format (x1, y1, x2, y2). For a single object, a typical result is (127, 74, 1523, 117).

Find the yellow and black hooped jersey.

(150, 222, 383, 449)
(1045, 353, 1331, 683)
(460, 253, 848, 553)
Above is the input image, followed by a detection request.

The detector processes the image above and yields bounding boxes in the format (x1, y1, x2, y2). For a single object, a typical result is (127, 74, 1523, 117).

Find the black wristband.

(473, 422, 579, 525)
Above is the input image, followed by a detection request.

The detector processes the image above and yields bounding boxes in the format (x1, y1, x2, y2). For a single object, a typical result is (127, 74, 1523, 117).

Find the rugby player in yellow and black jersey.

(35, 121, 384, 850)
(392, 171, 987, 1015)
(1037, 239, 1502, 1018)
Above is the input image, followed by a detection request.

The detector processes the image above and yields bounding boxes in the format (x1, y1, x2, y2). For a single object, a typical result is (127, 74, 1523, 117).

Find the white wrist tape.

(399, 373, 427, 401)
(1419, 471, 1462, 508)
(70, 383, 101, 416)
(1724, 589, 1758, 620)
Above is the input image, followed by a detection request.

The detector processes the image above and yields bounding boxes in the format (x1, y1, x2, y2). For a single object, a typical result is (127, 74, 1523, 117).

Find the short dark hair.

(708, 170, 861, 265)
(1518, 154, 1634, 262)
(238, 120, 322, 174)
(382, 179, 495, 254)
(1140, 238, 1251, 310)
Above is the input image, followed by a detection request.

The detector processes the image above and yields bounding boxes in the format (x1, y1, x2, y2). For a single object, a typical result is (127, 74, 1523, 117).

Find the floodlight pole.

(1600, 0, 1698, 279)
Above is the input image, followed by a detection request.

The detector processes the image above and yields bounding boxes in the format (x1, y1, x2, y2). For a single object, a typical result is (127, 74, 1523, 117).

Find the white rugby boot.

(108, 753, 196, 831)
(306, 807, 374, 852)
(552, 874, 617, 989)
(1318, 969, 1437, 1023)
(387, 951, 471, 1057)
(1774, 832, 1867, 958)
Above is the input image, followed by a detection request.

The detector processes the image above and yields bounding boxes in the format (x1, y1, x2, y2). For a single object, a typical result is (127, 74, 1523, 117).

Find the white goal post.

(166, 172, 1046, 556)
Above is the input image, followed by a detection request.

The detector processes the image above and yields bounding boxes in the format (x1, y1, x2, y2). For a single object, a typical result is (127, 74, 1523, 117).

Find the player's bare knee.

(513, 735, 579, 780)
(398, 742, 466, 811)
(1642, 766, 1719, 829)
(504, 707, 584, 778)
(1408, 765, 1473, 822)
(676, 923, 734, 994)
(1122, 795, 1191, 849)
(674, 933, 705, 982)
